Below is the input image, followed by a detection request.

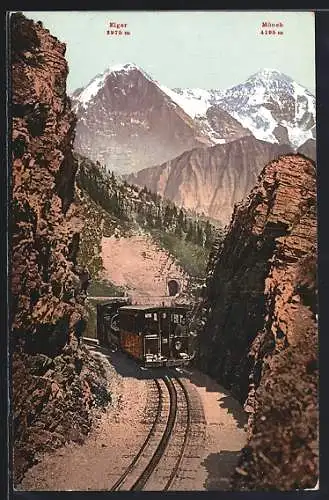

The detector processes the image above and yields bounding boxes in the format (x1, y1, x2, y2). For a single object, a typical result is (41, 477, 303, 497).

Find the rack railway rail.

(110, 375, 205, 491)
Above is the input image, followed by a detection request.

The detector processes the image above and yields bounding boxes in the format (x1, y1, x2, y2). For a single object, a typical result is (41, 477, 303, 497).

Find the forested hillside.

(74, 153, 223, 280)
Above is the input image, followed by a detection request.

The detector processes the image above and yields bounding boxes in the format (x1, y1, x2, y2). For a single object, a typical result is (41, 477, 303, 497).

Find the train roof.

(119, 304, 189, 312)
(97, 297, 131, 304)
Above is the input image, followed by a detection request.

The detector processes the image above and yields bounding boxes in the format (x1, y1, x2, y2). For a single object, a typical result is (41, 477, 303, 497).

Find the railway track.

(110, 375, 197, 491)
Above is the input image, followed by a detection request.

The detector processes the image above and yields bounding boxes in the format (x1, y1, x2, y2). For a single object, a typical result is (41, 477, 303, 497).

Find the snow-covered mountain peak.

(242, 68, 314, 101)
(109, 62, 156, 82)
(72, 63, 316, 157)
(236, 69, 296, 96)
(110, 62, 139, 72)
(158, 85, 212, 119)
(73, 62, 155, 108)
(216, 69, 316, 148)
(249, 68, 293, 81)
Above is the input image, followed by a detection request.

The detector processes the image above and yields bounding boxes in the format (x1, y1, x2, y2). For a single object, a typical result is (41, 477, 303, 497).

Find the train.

(96, 298, 196, 367)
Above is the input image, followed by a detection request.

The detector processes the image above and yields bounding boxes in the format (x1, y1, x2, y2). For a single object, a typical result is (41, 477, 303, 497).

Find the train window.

(144, 314, 159, 334)
(121, 313, 137, 333)
(172, 314, 179, 323)
(135, 314, 143, 333)
(145, 313, 152, 318)
(162, 313, 167, 319)
(170, 313, 186, 324)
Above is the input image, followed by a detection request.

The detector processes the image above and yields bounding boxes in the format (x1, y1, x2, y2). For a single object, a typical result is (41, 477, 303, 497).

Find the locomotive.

(96, 298, 195, 367)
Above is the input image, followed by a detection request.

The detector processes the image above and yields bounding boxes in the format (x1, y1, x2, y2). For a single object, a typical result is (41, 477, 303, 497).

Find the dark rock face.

(11, 12, 81, 343)
(12, 345, 110, 484)
(297, 138, 317, 162)
(197, 154, 318, 489)
(127, 136, 292, 224)
(201, 105, 252, 142)
(272, 123, 290, 145)
(10, 13, 110, 484)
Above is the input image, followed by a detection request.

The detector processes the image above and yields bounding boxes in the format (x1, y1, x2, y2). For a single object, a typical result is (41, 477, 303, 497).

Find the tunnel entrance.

(168, 279, 179, 297)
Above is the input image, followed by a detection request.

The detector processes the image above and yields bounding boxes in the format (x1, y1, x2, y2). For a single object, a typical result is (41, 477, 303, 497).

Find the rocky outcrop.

(203, 105, 252, 141)
(12, 345, 111, 485)
(298, 138, 316, 162)
(11, 13, 81, 342)
(127, 136, 292, 224)
(11, 13, 110, 484)
(197, 154, 318, 489)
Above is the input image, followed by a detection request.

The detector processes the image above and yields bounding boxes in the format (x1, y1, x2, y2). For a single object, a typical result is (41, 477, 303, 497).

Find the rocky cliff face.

(298, 138, 316, 162)
(202, 105, 252, 142)
(197, 153, 318, 489)
(127, 136, 292, 224)
(11, 13, 110, 484)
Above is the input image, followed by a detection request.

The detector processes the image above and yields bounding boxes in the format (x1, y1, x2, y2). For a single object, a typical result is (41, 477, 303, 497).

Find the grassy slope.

(150, 229, 208, 278)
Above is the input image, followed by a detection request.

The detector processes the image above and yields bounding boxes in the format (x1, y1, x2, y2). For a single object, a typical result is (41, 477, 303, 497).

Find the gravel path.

(177, 366, 248, 490)
(17, 347, 247, 491)
(17, 346, 152, 491)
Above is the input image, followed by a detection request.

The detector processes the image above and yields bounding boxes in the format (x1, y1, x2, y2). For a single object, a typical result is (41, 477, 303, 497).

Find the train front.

(144, 306, 196, 368)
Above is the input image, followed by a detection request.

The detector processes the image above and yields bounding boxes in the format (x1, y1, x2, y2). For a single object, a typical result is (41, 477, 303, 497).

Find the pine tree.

(204, 220, 213, 248)
(183, 214, 188, 232)
(164, 205, 172, 228)
(175, 223, 183, 238)
(186, 221, 194, 242)
(178, 208, 184, 231)
(197, 224, 204, 246)
(192, 221, 198, 244)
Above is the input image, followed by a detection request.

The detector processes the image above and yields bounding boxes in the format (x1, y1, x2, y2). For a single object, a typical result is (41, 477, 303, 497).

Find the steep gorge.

(197, 153, 318, 489)
(10, 12, 318, 492)
(11, 13, 110, 484)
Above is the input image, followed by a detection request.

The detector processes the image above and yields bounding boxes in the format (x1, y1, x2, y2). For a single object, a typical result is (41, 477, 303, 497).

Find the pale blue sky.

(22, 11, 315, 94)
